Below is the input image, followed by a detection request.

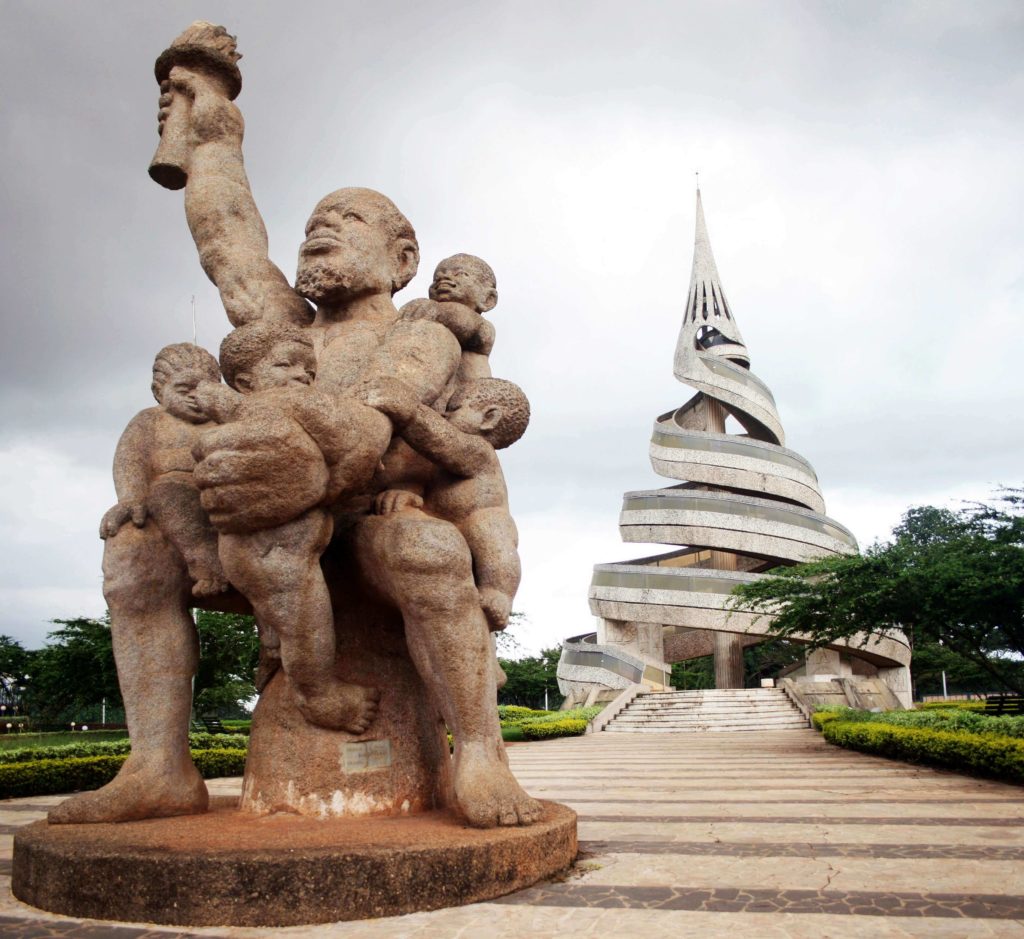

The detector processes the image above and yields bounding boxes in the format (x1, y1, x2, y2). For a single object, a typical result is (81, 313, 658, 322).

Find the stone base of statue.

(239, 540, 456, 818)
(12, 798, 576, 927)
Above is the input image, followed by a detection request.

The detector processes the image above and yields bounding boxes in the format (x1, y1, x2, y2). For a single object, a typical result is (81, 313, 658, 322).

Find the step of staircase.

(602, 687, 808, 734)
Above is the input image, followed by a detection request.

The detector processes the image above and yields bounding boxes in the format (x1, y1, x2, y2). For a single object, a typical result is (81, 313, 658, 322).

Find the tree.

(0, 635, 34, 715)
(192, 610, 259, 717)
(730, 490, 1024, 694)
(498, 647, 563, 709)
(28, 617, 123, 724)
(669, 639, 804, 690)
(25, 611, 260, 724)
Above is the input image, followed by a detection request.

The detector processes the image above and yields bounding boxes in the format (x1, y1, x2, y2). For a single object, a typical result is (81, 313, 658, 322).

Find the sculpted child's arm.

(400, 300, 495, 354)
(100, 412, 155, 538)
(194, 381, 244, 424)
(400, 405, 493, 479)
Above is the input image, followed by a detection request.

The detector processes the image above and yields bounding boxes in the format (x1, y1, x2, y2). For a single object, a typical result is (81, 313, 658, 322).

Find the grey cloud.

(1, 0, 1022, 647)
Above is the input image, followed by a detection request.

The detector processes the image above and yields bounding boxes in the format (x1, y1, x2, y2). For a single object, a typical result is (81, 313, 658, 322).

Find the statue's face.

(159, 367, 210, 423)
(295, 192, 398, 305)
(429, 260, 496, 313)
(446, 391, 499, 438)
(244, 340, 316, 393)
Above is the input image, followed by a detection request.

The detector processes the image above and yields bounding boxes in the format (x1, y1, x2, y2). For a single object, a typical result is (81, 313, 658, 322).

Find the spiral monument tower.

(558, 191, 911, 709)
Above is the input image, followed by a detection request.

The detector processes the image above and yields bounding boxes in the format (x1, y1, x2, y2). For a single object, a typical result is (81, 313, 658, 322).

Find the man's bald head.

(295, 188, 419, 305)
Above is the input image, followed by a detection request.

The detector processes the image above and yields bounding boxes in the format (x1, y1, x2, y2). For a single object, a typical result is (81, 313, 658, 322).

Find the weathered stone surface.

(566, 190, 912, 706)
(47, 19, 550, 839)
(13, 801, 577, 927)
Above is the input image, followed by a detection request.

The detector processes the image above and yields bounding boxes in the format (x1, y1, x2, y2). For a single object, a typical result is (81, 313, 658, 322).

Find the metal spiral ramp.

(558, 191, 911, 708)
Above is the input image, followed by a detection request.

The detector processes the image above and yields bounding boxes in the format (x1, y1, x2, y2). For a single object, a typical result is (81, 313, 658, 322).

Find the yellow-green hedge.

(822, 721, 1024, 783)
(519, 718, 587, 741)
(811, 711, 847, 730)
(0, 748, 247, 800)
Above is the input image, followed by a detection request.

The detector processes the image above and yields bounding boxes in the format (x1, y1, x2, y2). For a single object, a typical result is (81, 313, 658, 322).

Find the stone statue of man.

(50, 22, 540, 830)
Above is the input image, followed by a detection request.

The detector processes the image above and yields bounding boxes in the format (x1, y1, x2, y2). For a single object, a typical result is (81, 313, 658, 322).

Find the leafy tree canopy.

(498, 647, 563, 709)
(16, 611, 259, 724)
(730, 489, 1024, 693)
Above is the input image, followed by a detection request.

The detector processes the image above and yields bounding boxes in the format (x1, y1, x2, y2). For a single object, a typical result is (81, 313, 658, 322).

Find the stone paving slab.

(0, 728, 1022, 937)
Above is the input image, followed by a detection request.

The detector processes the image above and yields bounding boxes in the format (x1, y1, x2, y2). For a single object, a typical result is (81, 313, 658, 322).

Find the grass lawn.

(0, 730, 128, 751)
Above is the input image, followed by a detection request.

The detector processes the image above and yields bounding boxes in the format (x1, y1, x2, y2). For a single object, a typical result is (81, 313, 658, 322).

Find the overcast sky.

(1, 1, 1022, 654)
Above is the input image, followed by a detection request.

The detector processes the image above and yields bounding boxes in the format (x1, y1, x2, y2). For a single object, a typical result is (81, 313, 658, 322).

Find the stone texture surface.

(3, 733, 1024, 937)
(569, 189, 912, 703)
(12, 802, 576, 927)
(48, 21, 543, 837)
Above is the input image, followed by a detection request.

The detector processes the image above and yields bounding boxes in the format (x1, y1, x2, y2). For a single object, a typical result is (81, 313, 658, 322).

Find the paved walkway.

(1, 729, 1023, 937)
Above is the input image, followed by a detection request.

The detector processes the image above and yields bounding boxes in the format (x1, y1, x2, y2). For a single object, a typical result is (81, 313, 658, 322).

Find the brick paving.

(0, 729, 1023, 937)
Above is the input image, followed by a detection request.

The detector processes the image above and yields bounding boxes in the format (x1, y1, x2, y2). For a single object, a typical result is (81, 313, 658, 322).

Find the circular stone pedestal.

(13, 799, 577, 927)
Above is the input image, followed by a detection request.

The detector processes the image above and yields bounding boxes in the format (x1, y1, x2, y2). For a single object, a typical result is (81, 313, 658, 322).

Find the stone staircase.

(602, 687, 809, 733)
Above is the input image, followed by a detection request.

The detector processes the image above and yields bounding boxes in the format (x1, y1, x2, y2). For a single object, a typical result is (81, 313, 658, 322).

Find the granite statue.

(49, 21, 541, 830)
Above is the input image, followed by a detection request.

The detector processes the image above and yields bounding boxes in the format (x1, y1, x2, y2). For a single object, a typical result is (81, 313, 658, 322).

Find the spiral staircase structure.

(558, 191, 911, 709)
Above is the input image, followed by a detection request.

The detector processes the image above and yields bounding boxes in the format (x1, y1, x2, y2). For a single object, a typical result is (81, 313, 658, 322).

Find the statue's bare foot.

(296, 679, 381, 734)
(454, 741, 543, 828)
(48, 757, 208, 825)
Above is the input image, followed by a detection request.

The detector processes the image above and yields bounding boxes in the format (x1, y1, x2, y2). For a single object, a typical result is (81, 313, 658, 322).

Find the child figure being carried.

(100, 343, 228, 599)
(197, 320, 388, 734)
(399, 253, 498, 387)
(369, 376, 529, 633)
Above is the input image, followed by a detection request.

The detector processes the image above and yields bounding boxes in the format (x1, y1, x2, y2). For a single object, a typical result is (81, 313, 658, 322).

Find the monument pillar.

(710, 548, 744, 688)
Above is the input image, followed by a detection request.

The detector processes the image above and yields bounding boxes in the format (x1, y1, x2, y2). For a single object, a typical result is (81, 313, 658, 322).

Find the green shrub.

(917, 701, 987, 712)
(497, 705, 545, 721)
(519, 718, 588, 741)
(0, 733, 247, 765)
(822, 721, 1024, 783)
(191, 747, 248, 778)
(0, 748, 248, 800)
(220, 720, 252, 735)
(810, 706, 871, 730)
(0, 738, 132, 764)
(810, 706, 1024, 739)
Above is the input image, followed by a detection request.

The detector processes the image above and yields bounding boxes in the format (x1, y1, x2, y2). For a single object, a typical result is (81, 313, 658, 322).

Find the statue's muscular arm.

(161, 70, 312, 327)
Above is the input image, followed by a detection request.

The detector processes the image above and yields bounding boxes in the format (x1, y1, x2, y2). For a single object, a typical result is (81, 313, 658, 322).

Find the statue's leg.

(48, 524, 208, 824)
(218, 511, 379, 734)
(356, 512, 542, 828)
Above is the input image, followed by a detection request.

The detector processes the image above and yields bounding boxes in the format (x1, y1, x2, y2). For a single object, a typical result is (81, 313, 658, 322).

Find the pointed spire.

(673, 188, 748, 369)
(686, 190, 743, 337)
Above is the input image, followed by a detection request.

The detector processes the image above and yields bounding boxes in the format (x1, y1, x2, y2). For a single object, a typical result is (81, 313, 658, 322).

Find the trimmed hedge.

(810, 705, 1024, 739)
(0, 748, 248, 800)
(811, 712, 840, 730)
(519, 718, 588, 740)
(0, 733, 248, 766)
(822, 721, 1024, 783)
(918, 701, 986, 712)
(497, 705, 550, 721)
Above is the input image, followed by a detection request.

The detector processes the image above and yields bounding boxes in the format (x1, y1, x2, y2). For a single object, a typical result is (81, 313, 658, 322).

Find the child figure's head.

(151, 343, 221, 423)
(445, 378, 529, 450)
(428, 254, 497, 314)
(219, 321, 316, 393)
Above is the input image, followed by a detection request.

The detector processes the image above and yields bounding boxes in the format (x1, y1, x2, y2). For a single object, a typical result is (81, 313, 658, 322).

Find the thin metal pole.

(191, 295, 197, 345)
